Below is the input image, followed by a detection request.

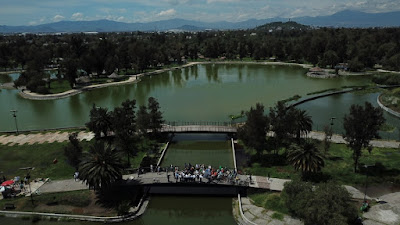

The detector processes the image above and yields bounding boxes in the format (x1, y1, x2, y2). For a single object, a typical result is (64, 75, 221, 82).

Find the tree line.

(238, 101, 385, 176)
(1, 23, 400, 92)
(64, 97, 164, 191)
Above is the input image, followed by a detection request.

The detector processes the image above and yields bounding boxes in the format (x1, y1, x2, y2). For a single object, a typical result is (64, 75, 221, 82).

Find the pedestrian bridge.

(123, 172, 270, 196)
(160, 121, 239, 133)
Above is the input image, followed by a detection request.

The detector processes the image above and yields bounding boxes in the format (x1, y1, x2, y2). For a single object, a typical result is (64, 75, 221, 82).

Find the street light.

(10, 110, 19, 135)
(19, 167, 35, 205)
(330, 117, 336, 133)
(363, 164, 372, 201)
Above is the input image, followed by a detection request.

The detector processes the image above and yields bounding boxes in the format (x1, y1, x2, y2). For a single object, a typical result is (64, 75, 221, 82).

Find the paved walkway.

(363, 192, 400, 225)
(2, 130, 399, 148)
(0, 131, 94, 145)
(239, 197, 303, 225)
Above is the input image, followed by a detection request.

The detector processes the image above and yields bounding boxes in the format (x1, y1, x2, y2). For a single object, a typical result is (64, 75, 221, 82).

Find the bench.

(4, 203, 15, 210)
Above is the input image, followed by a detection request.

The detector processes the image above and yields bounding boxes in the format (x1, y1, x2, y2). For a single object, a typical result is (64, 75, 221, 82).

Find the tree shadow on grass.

(359, 162, 400, 179)
(251, 153, 288, 167)
(302, 172, 332, 183)
(95, 180, 144, 214)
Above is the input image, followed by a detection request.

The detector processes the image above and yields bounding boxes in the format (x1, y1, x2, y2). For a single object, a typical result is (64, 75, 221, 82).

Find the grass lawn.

(249, 192, 289, 216)
(322, 143, 400, 185)
(48, 80, 71, 94)
(161, 141, 233, 168)
(0, 190, 116, 216)
(0, 139, 149, 180)
(0, 142, 78, 180)
(243, 142, 400, 185)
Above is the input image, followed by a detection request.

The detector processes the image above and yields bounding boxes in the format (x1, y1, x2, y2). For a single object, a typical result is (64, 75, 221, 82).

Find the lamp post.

(330, 117, 336, 132)
(19, 167, 34, 205)
(10, 110, 19, 135)
(363, 165, 371, 201)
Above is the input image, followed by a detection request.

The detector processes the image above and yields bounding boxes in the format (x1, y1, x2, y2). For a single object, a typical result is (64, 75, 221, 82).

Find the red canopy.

(1, 180, 14, 186)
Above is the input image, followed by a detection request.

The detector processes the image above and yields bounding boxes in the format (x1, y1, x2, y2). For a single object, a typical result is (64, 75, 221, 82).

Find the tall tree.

(237, 103, 269, 156)
(303, 182, 358, 225)
(79, 141, 124, 191)
(136, 105, 149, 135)
(63, 132, 83, 170)
(322, 124, 333, 155)
(111, 99, 137, 166)
(287, 141, 324, 175)
(291, 108, 313, 142)
(343, 102, 385, 172)
(86, 104, 112, 139)
(147, 97, 164, 139)
(283, 180, 358, 225)
(62, 58, 78, 88)
(269, 101, 293, 151)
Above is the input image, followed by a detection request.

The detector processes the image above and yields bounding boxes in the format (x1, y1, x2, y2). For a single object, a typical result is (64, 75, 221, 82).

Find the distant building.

(309, 67, 324, 75)
(335, 63, 349, 71)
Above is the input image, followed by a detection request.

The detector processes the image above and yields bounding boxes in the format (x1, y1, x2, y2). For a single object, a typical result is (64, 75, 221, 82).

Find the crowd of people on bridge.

(169, 163, 238, 184)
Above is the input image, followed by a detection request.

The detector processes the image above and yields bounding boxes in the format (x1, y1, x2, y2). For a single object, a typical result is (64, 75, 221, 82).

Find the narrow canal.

(0, 133, 238, 225)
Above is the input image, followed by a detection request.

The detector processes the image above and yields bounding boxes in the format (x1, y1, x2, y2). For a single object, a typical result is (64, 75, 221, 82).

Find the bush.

(282, 180, 358, 225)
(372, 74, 400, 85)
(35, 86, 49, 94)
(271, 212, 284, 221)
(31, 215, 41, 223)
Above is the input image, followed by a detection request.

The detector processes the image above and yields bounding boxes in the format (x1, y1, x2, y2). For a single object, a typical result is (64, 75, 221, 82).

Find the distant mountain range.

(1, 10, 400, 33)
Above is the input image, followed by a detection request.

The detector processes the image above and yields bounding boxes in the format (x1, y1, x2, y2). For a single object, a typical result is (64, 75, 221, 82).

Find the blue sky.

(0, 0, 399, 26)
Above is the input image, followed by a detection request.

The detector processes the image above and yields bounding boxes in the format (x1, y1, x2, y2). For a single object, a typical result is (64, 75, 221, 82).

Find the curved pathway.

(18, 62, 201, 100)
(377, 94, 400, 118)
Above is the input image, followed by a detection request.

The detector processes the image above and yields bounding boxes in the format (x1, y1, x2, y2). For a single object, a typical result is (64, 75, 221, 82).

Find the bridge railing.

(163, 121, 240, 127)
(125, 166, 241, 175)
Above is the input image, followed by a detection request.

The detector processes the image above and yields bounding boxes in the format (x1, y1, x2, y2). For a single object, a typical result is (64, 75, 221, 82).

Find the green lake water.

(0, 63, 379, 132)
(161, 133, 234, 168)
(0, 196, 237, 225)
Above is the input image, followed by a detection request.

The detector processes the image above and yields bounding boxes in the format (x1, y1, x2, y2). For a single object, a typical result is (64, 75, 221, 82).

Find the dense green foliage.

(237, 103, 269, 155)
(282, 180, 358, 225)
(1, 25, 400, 91)
(372, 74, 400, 85)
(287, 141, 325, 174)
(343, 102, 385, 172)
(79, 141, 124, 191)
(63, 132, 83, 169)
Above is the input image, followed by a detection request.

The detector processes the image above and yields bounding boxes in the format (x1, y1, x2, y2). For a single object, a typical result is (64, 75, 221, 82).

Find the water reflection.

(0, 64, 382, 132)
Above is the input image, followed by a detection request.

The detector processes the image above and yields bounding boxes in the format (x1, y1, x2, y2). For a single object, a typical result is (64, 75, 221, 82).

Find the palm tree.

(291, 108, 312, 141)
(86, 104, 112, 139)
(287, 142, 324, 174)
(79, 141, 124, 191)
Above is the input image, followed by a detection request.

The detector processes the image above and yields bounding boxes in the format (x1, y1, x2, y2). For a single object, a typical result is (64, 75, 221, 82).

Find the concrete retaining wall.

(377, 94, 400, 118)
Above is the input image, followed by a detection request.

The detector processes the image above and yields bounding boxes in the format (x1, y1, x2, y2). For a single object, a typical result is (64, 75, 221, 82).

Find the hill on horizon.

(1, 10, 400, 33)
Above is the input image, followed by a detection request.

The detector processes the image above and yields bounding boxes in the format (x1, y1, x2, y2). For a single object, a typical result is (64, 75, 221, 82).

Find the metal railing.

(160, 121, 238, 133)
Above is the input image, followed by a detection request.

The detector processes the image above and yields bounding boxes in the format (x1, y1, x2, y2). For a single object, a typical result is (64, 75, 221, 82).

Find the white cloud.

(206, 0, 240, 3)
(53, 15, 65, 22)
(71, 12, 84, 20)
(157, 8, 176, 17)
(117, 16, 125, 21)
(29, 21, 37, 25)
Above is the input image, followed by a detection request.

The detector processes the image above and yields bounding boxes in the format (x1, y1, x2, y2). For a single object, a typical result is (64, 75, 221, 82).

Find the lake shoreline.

(18, 61, 312, 100)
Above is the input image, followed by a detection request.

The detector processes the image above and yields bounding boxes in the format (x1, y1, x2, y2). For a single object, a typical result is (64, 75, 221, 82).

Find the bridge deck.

(123, 172, 268, 189)
(160, 125, 237, 133)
